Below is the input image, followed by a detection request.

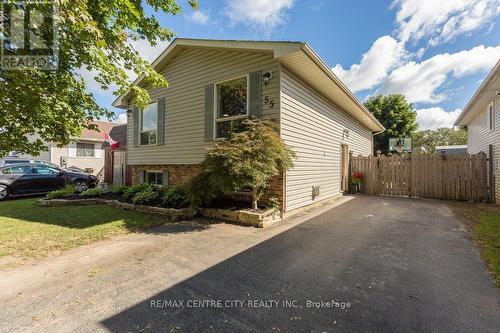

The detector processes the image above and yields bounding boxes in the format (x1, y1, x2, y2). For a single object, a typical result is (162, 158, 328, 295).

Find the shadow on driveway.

(101, 196, 500, 332)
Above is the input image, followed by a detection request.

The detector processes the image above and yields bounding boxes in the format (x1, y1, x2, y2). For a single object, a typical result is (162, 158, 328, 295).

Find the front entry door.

(341, 144, 349, 192)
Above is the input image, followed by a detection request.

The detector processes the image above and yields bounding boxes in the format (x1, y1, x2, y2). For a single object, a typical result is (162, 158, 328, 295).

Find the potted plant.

(350, 172, 363, 194)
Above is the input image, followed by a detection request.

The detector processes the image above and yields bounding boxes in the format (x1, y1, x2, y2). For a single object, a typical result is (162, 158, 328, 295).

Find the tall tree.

(0, 0, 198, 157)
(364, 94, 418, 153)
(412, 128, 467, 153)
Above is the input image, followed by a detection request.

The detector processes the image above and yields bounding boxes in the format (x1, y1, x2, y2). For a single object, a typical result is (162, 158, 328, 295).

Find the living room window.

(215, 76, 248, 138)
(141, 101, 158, 145)
(76, 143, 95, 157)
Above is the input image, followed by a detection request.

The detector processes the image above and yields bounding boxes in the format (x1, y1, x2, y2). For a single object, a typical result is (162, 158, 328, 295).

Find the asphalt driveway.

(1, 196, 499, 332)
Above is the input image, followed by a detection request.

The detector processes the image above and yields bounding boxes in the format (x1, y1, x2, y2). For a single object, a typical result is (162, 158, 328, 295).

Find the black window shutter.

(133, 108, 140, 147)
(162, 170, 169, 188)
(205, 85, 215, 142)
(249, 71, 262, 117)
(157, 98, 165, 145)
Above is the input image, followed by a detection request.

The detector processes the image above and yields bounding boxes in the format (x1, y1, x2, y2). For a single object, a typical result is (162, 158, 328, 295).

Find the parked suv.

(0, 163, 97, 201)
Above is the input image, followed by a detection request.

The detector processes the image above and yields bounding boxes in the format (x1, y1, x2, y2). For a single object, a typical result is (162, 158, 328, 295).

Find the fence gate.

(351, 153, 490, 201)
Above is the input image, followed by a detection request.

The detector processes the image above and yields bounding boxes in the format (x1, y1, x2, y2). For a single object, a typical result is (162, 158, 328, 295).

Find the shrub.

(47, 189, 67, 199)
(111, 184, 128, 195)
(162, 187, 188, 208)
(79, 187, 103, 197)
(123, 183, 152, 200)
(131, 186, 159, 205)
(266, 196, 281, 212)
(47, 184, 76, 199)
(201, 118, 295, 209)
(186, 171, 221, 208)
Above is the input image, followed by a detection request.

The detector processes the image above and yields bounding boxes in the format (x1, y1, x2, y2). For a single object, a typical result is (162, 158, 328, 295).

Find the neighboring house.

(102, 124, 131, 185)
(17, 121, 120, 177)
(455, 59, 500, 203)
(113, 39, 384, 214)
(435, 145, 468, 155)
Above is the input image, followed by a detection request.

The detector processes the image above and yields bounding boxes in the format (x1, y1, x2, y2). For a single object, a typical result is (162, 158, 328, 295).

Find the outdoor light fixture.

(343, 129, 350, 140)
(262, 70, 272, 85)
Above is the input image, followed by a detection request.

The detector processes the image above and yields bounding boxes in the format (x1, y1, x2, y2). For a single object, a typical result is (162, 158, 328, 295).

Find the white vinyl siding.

(281, 68, 373, 212)
(127, 48, 279, 165)
(467, 98, 500, 202)
(468, 99, 499, 155)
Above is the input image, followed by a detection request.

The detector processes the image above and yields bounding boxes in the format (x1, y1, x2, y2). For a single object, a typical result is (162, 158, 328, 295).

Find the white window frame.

(76, 142, 95, 157)
(487, 101, 495, 131)
(140, 101, 159, 146)
(144, 170, 164, 187)
(214, 75, 250, 139)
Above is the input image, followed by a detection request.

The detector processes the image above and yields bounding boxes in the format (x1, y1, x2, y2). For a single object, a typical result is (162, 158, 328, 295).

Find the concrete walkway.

(1, 196, 499, 332)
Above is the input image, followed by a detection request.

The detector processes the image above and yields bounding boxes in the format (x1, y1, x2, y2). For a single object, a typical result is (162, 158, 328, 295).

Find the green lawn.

(449, 203, 500, 287)
(0, 198, 168, 259)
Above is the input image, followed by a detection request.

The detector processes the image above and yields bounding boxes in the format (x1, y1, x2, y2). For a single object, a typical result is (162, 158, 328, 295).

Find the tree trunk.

(251, 188, 258, 210)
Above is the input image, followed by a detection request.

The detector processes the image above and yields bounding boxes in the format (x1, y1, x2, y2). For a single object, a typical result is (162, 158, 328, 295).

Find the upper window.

(77, 143, 95, 157)
(141, 102, 158, 145)
(488, 102, 495, 131)
(215, 77, 248, 138)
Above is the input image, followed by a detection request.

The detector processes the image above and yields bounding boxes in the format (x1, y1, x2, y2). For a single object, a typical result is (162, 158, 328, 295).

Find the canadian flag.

(104, 132, 120, 150)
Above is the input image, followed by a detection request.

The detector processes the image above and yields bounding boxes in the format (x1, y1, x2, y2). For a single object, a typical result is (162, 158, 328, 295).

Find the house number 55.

(264, 96, 275, 109)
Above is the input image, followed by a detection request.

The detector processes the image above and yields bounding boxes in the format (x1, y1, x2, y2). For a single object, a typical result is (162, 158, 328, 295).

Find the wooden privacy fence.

(350, 153, 489, 201)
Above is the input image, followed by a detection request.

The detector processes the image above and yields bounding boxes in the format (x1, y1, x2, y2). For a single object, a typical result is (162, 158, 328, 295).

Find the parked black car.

(0, 163, 97, 201)
(0, 158, 60, 168)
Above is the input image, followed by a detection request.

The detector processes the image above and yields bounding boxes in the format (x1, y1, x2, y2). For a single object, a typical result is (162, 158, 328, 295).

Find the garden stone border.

(199, 207, 282, 228)
(38, 198, 196, 222)
(38, 198, 282, 228)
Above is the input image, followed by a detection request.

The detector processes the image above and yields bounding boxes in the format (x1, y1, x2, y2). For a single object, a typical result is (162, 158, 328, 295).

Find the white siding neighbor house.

(16, 121, 120, 176)
(113, 39, 384, 214)
(455, 59, 500, 203)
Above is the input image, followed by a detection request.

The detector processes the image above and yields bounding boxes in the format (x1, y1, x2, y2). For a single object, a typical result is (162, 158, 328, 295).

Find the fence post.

(489, 145, 495, 203)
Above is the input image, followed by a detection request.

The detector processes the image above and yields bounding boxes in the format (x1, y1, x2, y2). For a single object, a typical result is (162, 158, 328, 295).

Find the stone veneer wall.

(131, 165, 285, 211)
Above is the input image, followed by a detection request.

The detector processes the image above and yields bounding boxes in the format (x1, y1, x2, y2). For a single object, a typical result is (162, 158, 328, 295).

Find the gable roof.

(113, 38, 384, 132)
(79, 121, 121, 142)
(101, 124, 127, 150)
(455, 59, 500, 126)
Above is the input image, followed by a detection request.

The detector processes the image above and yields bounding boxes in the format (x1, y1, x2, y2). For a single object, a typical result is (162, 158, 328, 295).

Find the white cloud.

(392, 0, 500, 46)
(332, 36, 405, 92)
(116, 112, 128, 124)
(416, 107, 462, 129)
(224, 0, 294, 33)
(77, 68, 108, 95)
(378, 45, 500, 103)
(129, 38, 168, 64)
(189, 10, 209, 24)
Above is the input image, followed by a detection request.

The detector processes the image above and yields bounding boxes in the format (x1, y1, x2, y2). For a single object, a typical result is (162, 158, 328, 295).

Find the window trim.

(76, 142, 95, 157)
(213, 74, 250, 139)
(144, 170, 164, 187)
(140, 100, 159, 146)
(487, 101, 495, 131)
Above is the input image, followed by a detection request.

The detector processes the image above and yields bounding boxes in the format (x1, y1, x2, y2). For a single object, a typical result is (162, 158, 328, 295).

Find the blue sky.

(88, 0, 500, 130)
